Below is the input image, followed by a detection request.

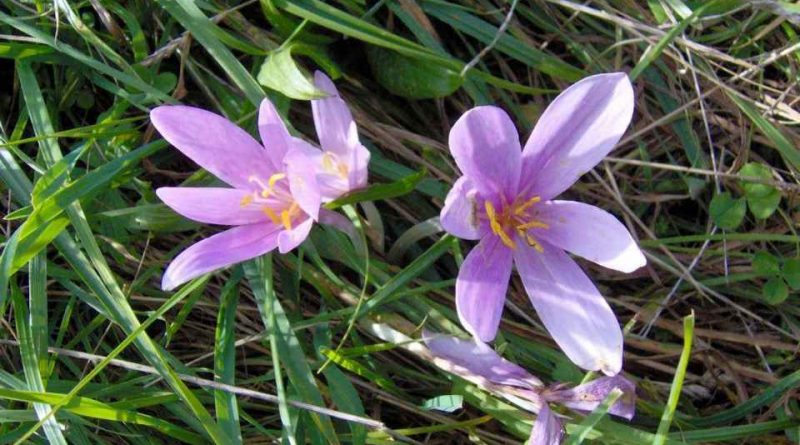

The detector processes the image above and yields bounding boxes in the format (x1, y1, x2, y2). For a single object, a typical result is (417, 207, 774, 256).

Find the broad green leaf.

(366, 46, 462, 99)
(763, 277, 789, 305)
(708, 192, 745, 230)
(752, 251, 780, 276)
(326, 169, 426, 209)
(782, 258, 800, 290)
(257, 44, 326, 100)
(739, 162, 781, 219)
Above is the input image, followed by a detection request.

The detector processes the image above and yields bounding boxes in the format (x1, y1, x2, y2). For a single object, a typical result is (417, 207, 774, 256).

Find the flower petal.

(162, 223, 280, 290)
(284, 143, 322, 220)
(449, 106, 521, 201)
(258, 98, 292, 171)
(277, 218, 314, 254)
(456, 235, 513, 342)
(520, 73, 634, 200)
(312, 71, 359, 157)
(156, 187, 267, 226)
(535, 200, 646, 273)
(151, 105, 275, 190)
(345, 142, 370, 192)
(529, 405, 563, 445)
(440, 176, 487, 240)
(551, 375, 636, 420)
(514, 242, 623, 375)
(423, 331, 543, 389)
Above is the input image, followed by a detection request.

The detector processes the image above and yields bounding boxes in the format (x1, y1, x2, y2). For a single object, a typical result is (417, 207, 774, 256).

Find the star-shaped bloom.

(152, 99, 325, 290)
(424, 332, 636, 445)
(440, 73, 646, 375)
(287, 71, 371, 202)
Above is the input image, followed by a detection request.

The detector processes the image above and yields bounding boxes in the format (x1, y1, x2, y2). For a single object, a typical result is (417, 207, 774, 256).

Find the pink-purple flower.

(288, 71, 371, 202)
(440, 73, 646, 375)
(424, 332, 636, 445)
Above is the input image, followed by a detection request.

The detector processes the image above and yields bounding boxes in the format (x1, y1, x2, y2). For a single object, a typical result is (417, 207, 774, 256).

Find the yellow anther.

(321, 152, 338, 173)
(485, 201, 516, 249)
(280, 210, 293, 231)
(516, 220, 549, 230)
(240, 194, 254, 208)
(526, 235, 544, 253)
(262, 207, 281, 225)
(268, 173, 286, 189)
(514, 196, 542, 215)
(337, 163, 350, 179)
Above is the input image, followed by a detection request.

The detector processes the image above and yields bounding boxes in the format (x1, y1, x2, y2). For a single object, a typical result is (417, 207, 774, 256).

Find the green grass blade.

(156, 0, 266, 106)
(214, 271, 243, 443)
(244, 256, 341, 445)
(653, 312, 695, 445)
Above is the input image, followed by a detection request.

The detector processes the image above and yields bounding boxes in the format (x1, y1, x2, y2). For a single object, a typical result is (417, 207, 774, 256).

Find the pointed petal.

(449, 106, 521, 201)
(553, 375, 636, 420)
(151, 105, 275, 190)
(423, 331, 542, 388)
(284, 143, 322, 220)
(277, 218, 314, 254)
(162, 223, 280, 290)
(345, 142, 370, 192)
(440, 176, 487, 240)
(529, 405, 564, 445)
(536, 201, 646, 273)
(258, 98, 292, 171)
(456, 235, 513, 342)
(520, 73, 634, 200)
(156, 187, 268, 226)
(312, 71, 359, 156)
(514, 243, 623, 375)
(288, 138, 352, 201)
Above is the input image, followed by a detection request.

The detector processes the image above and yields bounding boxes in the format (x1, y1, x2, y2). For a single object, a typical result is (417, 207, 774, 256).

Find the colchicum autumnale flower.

(152, 99, 327, 291)
(424, 332, 636, 445)
(440, 73, 646, 375)
(287, 71, 371, 202)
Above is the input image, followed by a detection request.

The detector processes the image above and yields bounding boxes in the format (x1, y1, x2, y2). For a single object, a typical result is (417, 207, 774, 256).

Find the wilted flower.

(152, 99, 325, 291)
(287, 71, 370, 202)
(440, 73, 646, 375)
(424, 332, 635, 445)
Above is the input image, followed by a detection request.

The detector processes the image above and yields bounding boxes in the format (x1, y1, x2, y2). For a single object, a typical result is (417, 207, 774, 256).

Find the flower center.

(321, 152, 350, 179)
(484, 195, 549, 251)
(243, 173, 302, 231)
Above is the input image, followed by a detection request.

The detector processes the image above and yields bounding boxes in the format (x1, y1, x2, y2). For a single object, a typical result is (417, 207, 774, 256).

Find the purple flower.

(440, 73, 646, 375)
(288, 71, 371, 202)
(424, 332, 636, 445)
(152, 99, 324, 291)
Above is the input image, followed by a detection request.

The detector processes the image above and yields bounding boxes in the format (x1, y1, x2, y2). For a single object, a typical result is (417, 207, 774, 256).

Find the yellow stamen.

(249, 175, 270, 190)
(485, 201, 516, 249)
(337, 163, 350, 179)
(280, 210, 293, 231)
(268, 173, 286, 188)
(526, 234, 545, 253)
(516, 220, 549, 230)
(240, 194, 254, 208)
(262, 207, 281, 225)
(321, 152, 338, 173)
(514, 196, 541, 215)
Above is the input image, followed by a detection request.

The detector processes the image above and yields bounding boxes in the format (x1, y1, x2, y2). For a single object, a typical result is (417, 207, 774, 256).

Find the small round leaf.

(753, 251, 780, 276)
(709, 192, 746, 230)
(782, 258, 800, 290)
(763, 277, 789, 305)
